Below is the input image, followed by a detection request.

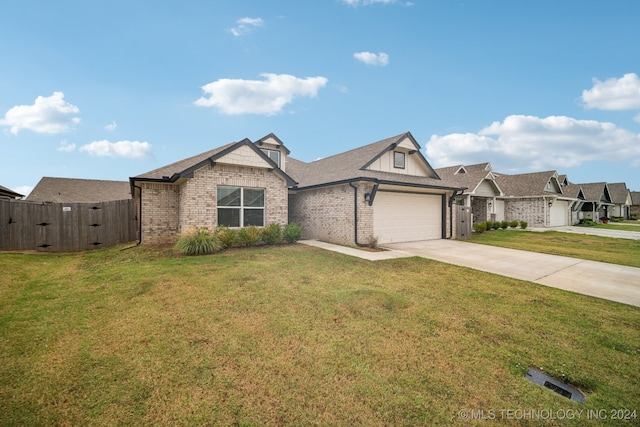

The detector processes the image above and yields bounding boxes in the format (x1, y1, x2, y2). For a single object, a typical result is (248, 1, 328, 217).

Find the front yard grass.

(1, 244, 639, 426)
(594, 223, 640, 232)
(470, 230, 640, 268)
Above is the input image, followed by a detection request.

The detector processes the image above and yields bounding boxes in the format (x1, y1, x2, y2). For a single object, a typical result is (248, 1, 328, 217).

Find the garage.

(550, 200, 569, 226)
(373, 191, 443, 244)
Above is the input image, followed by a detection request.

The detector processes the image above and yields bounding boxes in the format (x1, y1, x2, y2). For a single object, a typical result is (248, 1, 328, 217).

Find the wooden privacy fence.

(0, 199, 137, 252)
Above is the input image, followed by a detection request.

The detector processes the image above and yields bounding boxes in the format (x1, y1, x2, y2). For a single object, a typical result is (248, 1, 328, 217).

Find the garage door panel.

(373, 192, 442, 244)
(550, 200, 568, 227)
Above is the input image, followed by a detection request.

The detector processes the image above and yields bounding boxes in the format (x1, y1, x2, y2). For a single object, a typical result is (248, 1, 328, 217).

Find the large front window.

(217, 186, 265, 227)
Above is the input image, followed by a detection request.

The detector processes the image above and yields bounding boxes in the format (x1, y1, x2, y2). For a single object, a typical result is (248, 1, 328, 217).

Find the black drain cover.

(525, 368, 586, 404)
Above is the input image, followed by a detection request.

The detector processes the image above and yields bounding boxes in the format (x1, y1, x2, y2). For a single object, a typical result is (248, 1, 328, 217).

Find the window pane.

(270, 151, 280, 167)
(244, 209, 264, 227)
(218, 186, 241, 206)
(394, 152, 405, 168)
(244, 188, 264, 207)
(218, 208, 240, 227)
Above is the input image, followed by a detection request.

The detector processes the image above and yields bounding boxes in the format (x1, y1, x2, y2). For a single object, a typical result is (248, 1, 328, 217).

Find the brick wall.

(289, 182, 378, 246)
(139, 163, 288, 245)
(503, 197, 547, 227)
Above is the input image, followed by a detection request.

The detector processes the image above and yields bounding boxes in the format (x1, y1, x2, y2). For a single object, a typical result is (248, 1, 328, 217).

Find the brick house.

(435, 163, 504, 223)
(631, 191, 640, 218)
(493, 170, 577, 227)
(130, 132, 464, 246)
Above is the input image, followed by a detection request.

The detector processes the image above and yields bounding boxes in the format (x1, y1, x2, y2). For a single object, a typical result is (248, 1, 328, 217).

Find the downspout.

(133, 183, 142, 245)
(348, 181, 366, 247)
(448, 189, 465, 239)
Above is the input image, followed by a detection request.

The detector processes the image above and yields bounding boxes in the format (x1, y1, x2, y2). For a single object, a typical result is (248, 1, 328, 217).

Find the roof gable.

(434, 162, 503, 196)
(577, 182, 612, 203)
(607, 182, 631, 204)
(254, 132, 291, 154)
(495, 170, 564, 197)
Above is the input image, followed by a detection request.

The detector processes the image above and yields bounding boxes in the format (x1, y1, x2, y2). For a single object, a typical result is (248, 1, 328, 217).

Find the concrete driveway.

(383, 240, 640, 308)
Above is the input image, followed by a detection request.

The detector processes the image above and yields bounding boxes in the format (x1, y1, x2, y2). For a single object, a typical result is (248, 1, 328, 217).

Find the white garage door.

(373, 192, 442, 244)
(550, 200, 569, 226)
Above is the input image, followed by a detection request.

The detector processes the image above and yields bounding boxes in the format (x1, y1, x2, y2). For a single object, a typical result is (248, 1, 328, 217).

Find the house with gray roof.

(607, 182, 632, 219)
(0, 185, 24, 200)
(574, 182, 613, 222)
(494, 170, 577, 227)
(27, 177, 132, 203)
(630, 191, 640, 218)
(130, 132, 464, 246)
(435, 163, 503, 223)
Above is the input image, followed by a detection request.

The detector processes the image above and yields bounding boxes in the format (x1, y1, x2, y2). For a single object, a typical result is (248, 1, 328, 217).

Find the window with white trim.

(217, 186, 265, 227)
(260, 148, 281, 168)
(394, 151, 405, 169)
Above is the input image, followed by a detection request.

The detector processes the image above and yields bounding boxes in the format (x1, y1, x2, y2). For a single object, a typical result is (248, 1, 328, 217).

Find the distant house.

(630, 191, 640, 218)
(435, 163, 504, 223)
(26, 177, 132, 203)
(494, 170, 576, 227)
(0, 185, 24, 200)
(575, 182, 613, 222)
(607, 182, 632, 219)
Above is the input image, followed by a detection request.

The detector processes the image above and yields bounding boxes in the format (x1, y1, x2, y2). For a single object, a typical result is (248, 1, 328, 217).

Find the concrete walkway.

(299, 239, 640, 308)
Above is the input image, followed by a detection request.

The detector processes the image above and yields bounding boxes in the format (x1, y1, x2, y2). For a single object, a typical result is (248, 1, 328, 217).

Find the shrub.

(261, 223, 282, 245)
(473, 222, 487, 233)
(578, 218, 596, 227)
(238, 225, 262, 247)
(508, 220, 519, 228)
(519, 221, 528, 230)
(215, 226, 238, 249)
(174, 227, 222, 256)
(283, 222, 302, 243)
(491, 221, 500, 230)
(500, 221, 509, 229)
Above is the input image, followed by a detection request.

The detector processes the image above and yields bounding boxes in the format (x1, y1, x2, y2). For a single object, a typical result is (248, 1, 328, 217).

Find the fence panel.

(0, 199, 137, 252)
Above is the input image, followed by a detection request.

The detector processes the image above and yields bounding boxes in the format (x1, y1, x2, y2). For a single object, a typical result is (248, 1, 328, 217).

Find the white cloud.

(426, 115, 640, 171)
(582, 73, 640, 110)
(105, 121, 117, 131)
(1, 92, 80, 134)
(58, 140, 76, 152)
(354, 51, 389, 66)
(230, 17, 264, 37)
(194, 73, 328, 115)
(79, 140, 153, 159)
(13, 185, 33, 198)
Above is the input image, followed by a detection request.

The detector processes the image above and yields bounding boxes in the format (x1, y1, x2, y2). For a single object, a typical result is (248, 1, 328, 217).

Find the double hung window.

(260, 149, 281, 168)
(217, 186, 265, 227)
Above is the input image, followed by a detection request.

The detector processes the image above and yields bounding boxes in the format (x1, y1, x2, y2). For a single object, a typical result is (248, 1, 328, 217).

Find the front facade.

(287, 133, 462, 246)
(607, 182, 632, 219)
(575, 182, 613, 222)
(130, 136, 294, 245)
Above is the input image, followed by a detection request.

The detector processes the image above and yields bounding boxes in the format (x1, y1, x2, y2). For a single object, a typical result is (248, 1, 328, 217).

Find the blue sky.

(2, 0, 640, 196)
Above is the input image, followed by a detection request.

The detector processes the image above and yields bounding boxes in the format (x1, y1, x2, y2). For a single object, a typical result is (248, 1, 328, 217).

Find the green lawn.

(470, 230, 640, 268)
(594, 223, 640, 232)
(1, 244, 639, 426)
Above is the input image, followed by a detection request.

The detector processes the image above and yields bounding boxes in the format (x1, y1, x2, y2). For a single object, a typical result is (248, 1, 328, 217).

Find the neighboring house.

(130, 132, 464, 246)
(287, 132, 464, 245)
(27, 177, 132, 203)
(435, 163, 504, 223)
(494, 170, 576, 227)
(575, 182, 613, 222)
(0, 185, 24, 200)
(631, 191, 640, 218)
(130, 135, 296, 245)
(607, 182, 632, 219)
(559, 181, 587, 224)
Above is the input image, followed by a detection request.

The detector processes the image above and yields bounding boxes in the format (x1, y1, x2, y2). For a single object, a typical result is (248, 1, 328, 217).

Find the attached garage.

(373, 191, 443, 244)
(550, 200, 569, 226)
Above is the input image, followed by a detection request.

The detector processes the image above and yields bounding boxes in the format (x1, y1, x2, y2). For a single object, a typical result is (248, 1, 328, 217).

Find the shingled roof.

(0, 185, 24, 199)
(435, 163, 502, 195)
(577, 182, 612, 203)
(26, 177, 132, 203)
(287, 132, 461, 190)
(133, 143, 235, 180)
(495, 170, 564, 197)
(607, 182, 630, 204)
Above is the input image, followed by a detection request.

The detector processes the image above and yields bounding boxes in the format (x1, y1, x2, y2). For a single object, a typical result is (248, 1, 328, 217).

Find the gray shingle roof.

(286, 133, 461, 190)
(26, 177, 132, 203)
(133, 143, 235, 180)
(495, 170, 563, 197)
(631, 191, 640, 205)
(435, 163, 501, 195)
(607, 182, 630, 204)
(0, 185, 24, 199)
(575, 182, 611, 203)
